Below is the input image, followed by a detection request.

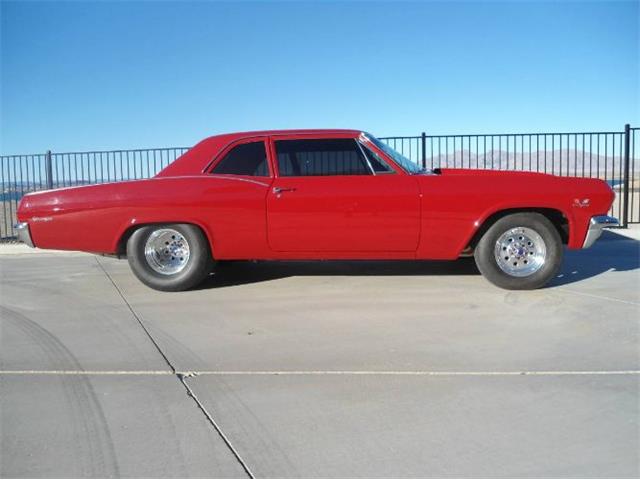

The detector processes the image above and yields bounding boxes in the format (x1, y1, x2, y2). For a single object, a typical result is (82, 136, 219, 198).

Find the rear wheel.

(126, 224, 213, 291)
(474, 213, 563, 290)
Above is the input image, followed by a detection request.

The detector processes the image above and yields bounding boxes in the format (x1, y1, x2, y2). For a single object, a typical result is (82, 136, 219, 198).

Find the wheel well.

(116, 225, 137, 255)
(116, 222, 212, 256)
(466, 208, 569, 250)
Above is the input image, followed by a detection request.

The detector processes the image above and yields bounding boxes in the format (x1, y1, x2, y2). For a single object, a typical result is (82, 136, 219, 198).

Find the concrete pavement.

(1, 230, 639, 477)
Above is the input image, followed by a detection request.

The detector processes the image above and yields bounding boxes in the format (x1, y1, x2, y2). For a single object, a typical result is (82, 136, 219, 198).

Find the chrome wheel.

(144, 228, 190, 275)
(494, 226, 546, 277)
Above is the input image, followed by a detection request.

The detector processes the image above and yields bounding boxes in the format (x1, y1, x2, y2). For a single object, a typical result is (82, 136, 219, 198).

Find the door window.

(275, 138, 371, 176)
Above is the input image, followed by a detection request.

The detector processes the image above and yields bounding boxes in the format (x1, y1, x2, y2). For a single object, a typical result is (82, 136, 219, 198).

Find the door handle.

(273, 187, 296, 195)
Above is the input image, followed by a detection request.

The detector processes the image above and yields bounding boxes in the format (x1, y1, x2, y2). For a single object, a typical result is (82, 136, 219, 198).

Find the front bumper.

(582, 215, 619, 248)
(15, 222, 35, 248)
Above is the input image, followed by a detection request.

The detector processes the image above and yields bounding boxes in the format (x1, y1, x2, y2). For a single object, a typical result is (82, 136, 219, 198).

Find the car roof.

(209, 128, 362, 141)
(156, 129, 364, 177)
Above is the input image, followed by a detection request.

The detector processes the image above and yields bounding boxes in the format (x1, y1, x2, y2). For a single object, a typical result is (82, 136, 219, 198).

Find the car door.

(266, 136, 421, 253)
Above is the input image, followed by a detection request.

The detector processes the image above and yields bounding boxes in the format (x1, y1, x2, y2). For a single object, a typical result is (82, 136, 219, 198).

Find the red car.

(16, 129, 617, 291)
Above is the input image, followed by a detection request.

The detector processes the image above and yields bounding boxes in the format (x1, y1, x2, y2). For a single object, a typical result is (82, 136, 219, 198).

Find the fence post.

(622, 124, 630, 228)
(421, 132, 426, 169)
(45, 150, 53, 190)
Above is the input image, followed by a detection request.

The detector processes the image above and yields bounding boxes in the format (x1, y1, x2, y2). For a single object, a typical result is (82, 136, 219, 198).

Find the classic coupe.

(16, 129, 618, 291)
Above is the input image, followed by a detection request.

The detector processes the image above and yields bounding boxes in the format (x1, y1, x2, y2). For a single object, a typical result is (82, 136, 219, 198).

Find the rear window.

(212, 141, 269, 176)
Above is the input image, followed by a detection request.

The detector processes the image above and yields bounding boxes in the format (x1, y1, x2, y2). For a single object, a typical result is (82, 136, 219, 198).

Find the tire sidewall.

(127, 224, 212, 291)
(474, 213, 563, 290)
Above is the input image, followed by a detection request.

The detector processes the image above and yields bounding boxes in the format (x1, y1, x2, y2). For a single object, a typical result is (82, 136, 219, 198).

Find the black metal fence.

(0, 148, 189, 239)
(1, 125, 638, 240)
(383, 125, 639, 229)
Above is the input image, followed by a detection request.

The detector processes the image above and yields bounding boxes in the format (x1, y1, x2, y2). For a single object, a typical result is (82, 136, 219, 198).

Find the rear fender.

(113, 217, 216, 256)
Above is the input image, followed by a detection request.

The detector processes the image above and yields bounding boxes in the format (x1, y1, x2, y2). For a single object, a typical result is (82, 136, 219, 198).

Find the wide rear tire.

(474, 213, 563, 290)
(127, 224, 214, 291)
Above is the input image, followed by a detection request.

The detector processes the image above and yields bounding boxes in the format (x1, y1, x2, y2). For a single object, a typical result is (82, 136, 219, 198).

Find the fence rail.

(1, 125, 638, 240)
(382, 126, 639, 229)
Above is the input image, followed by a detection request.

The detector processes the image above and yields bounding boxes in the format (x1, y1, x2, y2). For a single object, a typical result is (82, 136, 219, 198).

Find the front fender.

(416, 201, 576, 260)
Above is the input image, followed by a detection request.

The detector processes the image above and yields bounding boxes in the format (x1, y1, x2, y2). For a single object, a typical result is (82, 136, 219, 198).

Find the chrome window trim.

(355, 139, 376, 175)
(357, 140, 396, 175)
(360, 132, 423, 175)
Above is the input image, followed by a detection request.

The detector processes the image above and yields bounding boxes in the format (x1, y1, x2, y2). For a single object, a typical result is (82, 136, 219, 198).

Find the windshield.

(362, 133, 423, 174)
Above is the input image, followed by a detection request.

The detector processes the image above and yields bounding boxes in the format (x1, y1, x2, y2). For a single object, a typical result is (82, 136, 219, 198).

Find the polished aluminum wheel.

(144, 229, 190, 275)
(494, 226, 546, 277)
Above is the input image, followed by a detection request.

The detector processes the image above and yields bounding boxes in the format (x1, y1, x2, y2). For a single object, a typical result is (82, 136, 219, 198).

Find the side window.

(360, 143, 395, 173)
(212, 141, 269, 176)
(275, 139, 371, 176)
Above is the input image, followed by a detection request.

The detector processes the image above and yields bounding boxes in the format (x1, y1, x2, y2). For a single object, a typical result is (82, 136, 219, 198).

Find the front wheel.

(127, 224, 214, 291)
(474, 213, 563, 290)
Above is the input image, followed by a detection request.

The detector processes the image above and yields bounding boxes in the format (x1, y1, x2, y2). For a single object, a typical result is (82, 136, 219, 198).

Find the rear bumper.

(582, 215, 619, 248)
(15, 222, 35, 248)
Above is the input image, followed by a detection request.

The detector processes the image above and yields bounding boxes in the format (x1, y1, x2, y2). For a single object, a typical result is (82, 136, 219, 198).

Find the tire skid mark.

(96, 259, 254, 478)
(123, 310, 297, 476)
(0, 306, 120, 477)
(141, 323, 209, 373)
(2, 261, 161, 370)
(117, 312, 256, 477)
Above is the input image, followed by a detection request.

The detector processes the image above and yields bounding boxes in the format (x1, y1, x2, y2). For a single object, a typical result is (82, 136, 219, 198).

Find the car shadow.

(549, 230, 640, 287)
(196, 258, 480, 289)
(195, 230, 639, 290)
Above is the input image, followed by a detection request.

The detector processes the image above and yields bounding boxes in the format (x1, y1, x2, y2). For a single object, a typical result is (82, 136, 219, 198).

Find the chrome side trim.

(582, 215, 619, 248)
(15, 222, 35, 247)
(205, 175, 271, 187)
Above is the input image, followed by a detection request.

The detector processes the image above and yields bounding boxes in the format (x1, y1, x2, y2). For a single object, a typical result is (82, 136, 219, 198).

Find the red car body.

(17, 129, 615, 261)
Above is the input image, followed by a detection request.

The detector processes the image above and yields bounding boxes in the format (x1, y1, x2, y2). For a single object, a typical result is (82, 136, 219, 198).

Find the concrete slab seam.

(1, 370, 639, 376)
(558, 288, 640, 306)
(94, 257, 256, 479)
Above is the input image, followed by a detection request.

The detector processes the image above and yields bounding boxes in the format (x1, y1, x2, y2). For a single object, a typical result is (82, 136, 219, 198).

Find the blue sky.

(1, 0, 638, 154)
